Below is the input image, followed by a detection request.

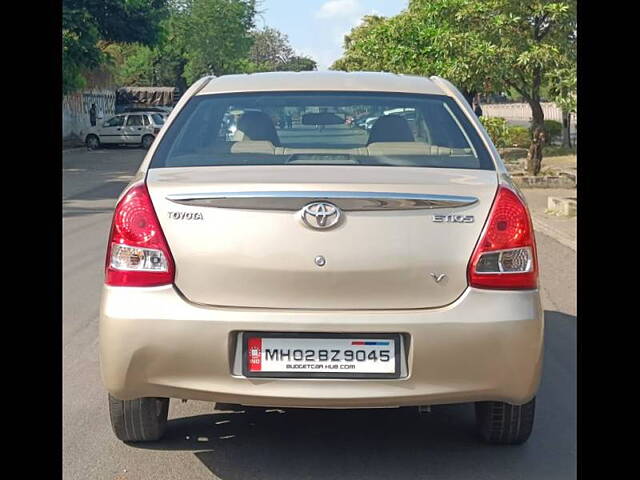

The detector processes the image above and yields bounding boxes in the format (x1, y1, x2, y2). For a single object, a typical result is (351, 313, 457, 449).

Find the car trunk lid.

(146, 165, 497, 309)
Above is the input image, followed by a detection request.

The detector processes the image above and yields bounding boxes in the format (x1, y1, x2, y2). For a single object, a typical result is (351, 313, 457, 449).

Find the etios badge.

(300, 202, 341, 230)
(432, 214, 474, 223)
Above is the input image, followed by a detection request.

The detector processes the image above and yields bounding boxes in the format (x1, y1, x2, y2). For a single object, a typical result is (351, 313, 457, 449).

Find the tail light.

(105, 183, 175, 287)
(153, 128, 160, 134)
(468, 185, 538, 289)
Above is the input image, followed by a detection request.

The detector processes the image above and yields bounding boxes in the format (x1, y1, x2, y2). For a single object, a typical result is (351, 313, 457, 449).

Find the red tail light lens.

(105, 183, 175, 287)
(468, 185, 538, 289)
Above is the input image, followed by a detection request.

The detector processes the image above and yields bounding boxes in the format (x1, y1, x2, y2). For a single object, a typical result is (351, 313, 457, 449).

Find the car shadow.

(129, 309, 576, 479)
(64, 180, 129, 202)
(62, 206, 117, 218)
(63, 181, 129, 218)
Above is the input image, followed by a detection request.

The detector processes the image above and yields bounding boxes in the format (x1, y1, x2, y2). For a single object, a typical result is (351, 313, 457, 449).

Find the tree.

(331, 15, 389, 72)
(247, 27, 317, 72)
(249, 27, 295, 70)
(103, 43, 156, 86)
(102, 2, 317, 91)
(62, 0, 169, 95)
(77, 0, 169, 45)
(550, 66, 576, 147)
(105, 0, 258, 88)
(152, 9, 191, 92)
(63, 7, 103, 94)
(547, 26, 576, 148)
(277, 56, 317, 72)
(180, 0, 257, 83)
(105, 10, 190, 91)
(331, 0, 577, 175)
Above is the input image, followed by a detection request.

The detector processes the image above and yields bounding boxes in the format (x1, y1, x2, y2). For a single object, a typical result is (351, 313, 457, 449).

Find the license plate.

(242, 332, 401, 379)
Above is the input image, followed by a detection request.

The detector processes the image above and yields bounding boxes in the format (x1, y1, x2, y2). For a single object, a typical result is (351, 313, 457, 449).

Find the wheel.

(86, 134, 100, 150)
(108, 394, 169, 442)
(141, 135, 155, 150)
(475, 397, 535, 444)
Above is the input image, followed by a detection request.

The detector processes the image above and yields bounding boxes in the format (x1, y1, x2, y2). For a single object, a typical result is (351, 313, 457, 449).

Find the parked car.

(364, 116, 380, 131)
(354, 113, 372, 129)
(85, 112, 165, 150)
(100, 71, 542, 446)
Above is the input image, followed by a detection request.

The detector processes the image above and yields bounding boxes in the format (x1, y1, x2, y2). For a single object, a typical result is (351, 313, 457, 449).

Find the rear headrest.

(367, 115, 415, 145)
(235, 111, 281, 146)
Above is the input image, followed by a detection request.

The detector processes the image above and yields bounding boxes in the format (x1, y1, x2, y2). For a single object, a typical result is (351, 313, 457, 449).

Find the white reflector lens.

(110, 243, 169, 272)
(475, 247, 532, 274)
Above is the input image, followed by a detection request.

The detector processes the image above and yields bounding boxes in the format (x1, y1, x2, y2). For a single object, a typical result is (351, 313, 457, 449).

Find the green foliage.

(62, 6, 103, 95)
(104, 10, 190, 90)
(66, 0, 169, 45)
(505, 126, 531, 148)
(244, 27, 317, 73)
(331, 15, 389, 72)
(479, 117, 509, 148)
(180, 0, 257, 83)
(547, 65, 576, 113)
(277, 56, 317, 72)
(62, 0, 170, 95)
(148, 12, 191, 90)
(544, 145, 576, 157)
(479, 121, 561, 149)
(64, 0, 320, 96)
(105, 0, 298, 91)
(332, 0, 577, 128)
(249, 27, 295, 71)
(104, 43, 156, 85)
(529, 120, 562, 144)
(544, 120, 562, 141)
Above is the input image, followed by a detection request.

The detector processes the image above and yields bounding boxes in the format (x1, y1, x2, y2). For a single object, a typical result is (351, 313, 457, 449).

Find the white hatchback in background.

(86, 112, 165, 150)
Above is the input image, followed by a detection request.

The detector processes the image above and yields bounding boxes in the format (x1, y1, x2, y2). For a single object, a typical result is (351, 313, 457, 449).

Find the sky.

(255, 0, 409, 70)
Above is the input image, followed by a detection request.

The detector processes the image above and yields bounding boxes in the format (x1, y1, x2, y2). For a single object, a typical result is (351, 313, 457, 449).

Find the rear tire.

(108, 394, 169, 442)
(86, 134, 100, 150)
(475, 397, 535, 444)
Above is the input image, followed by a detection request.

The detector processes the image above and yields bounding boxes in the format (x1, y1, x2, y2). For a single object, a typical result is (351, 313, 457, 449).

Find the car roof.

(196, 71, 447, 96)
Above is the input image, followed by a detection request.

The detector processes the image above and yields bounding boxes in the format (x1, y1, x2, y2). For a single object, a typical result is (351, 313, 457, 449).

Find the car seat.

(233, 111, 281, 147)
(367, 115, 415, 145)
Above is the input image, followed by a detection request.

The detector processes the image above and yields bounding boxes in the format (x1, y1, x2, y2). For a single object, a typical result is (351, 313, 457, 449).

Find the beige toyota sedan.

(100, 71, 543, 445)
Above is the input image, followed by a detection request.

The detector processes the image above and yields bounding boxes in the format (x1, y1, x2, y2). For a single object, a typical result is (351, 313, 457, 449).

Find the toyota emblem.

(300, 201, 341, 230)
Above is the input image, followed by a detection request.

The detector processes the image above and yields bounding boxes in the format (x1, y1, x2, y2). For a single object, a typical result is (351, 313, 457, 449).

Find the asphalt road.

(63, 146, 576, 480)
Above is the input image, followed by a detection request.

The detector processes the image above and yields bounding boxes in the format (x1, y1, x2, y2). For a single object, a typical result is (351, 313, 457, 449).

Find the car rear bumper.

(100, 285, 543, 408)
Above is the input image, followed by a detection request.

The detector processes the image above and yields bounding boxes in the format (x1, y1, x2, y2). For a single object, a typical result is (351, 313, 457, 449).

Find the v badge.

(430, 273, 447, 283)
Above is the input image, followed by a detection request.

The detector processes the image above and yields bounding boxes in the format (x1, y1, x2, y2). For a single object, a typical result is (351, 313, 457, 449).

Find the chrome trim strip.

(166, 191, 478, 211)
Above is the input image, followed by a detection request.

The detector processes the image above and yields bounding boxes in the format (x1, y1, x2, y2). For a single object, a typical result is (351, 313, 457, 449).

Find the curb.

(512, 175, 576, 189)
(531, 212, 576, 252)
(547, 196, 577, 217)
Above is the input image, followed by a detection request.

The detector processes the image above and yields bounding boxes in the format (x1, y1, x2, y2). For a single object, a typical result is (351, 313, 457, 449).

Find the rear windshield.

(150, 92, 494, 170)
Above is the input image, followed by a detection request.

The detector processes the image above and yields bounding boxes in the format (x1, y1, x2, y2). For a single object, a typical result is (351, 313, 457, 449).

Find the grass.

(544, 155, 577, 168)
(498, 144, 577, 168)
(544, 145, 578, 157)
(499, 148, 529, 162)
